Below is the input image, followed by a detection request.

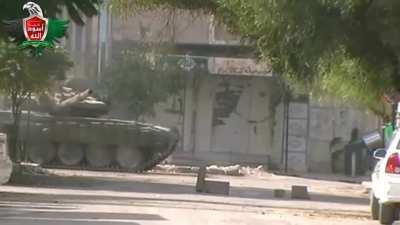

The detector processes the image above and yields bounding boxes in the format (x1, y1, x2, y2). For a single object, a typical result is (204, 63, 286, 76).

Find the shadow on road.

(2, 211, 165, 220)
(7, 173, 368, 206)
(0, 203, 165, 225)
(0, 191, 369, 218)
(0, 220, 140, 225)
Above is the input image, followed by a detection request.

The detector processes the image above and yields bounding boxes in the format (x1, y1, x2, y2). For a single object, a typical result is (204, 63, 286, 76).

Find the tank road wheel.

(28, 142, 56, 165)
(116, 146, 144, 170)
(86, 145, 112, 168)
(57, 143, 84, 166)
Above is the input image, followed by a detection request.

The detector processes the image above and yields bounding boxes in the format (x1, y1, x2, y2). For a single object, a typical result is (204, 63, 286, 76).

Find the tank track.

(40, 128, 179, 173)
(140, 130, 179, 172)
(41, 135, 178, 173)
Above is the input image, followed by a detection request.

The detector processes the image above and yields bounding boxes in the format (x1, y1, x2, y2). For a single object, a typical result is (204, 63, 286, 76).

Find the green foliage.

(0, 1, 94, 161)
(315, 47, 392, 117)
(110, 0, 400, 118)
(101, 44, 186, 120)
(110, 0, 215, 17)
(0, 41, 72, 103)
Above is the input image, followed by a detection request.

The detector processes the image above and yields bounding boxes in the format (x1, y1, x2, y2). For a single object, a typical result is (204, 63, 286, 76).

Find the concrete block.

(0, 133, 11, 185)
(273, 189, 286, 198)
(0, 159, 12, 185)
(291, 185, 310, 200)
(195, 165, 230, 195)
(204, 180, 230, 195)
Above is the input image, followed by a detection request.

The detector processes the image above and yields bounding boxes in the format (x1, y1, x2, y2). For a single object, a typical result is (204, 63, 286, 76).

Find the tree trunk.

(9, 100, 22, 163)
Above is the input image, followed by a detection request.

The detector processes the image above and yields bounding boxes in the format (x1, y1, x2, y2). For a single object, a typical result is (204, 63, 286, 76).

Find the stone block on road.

(196, 165, 230, 195)
(0, 133, 11, 185)
(204, 180, 230, 196)
(291, 185, 310, 200)
(273, 189, 286, 198)
(196, 166, 207, 193)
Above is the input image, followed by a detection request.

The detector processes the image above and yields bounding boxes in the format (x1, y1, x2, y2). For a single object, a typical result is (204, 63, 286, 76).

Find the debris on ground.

(153, 164, 267, 176)
(239, 165, 265, 176)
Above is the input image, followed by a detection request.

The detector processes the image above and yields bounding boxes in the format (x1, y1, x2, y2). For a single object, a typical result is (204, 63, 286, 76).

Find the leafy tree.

(0, 41, 72, 161)
(100, 43, 187, 120)
(110, 0, 400, 119)
(0, 1, 98, 161)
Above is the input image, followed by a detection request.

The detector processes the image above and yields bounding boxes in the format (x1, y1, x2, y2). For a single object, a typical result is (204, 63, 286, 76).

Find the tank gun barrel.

(52, 89, 95, 115)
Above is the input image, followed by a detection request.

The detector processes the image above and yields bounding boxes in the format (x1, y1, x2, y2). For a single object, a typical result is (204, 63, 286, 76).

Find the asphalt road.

(0, 169, 384, 225)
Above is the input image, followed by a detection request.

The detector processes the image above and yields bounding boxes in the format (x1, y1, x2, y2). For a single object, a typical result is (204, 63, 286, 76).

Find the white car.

(371, 130, 400, 224)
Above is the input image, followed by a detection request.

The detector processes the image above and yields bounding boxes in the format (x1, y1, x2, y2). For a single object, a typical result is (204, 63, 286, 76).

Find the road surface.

(0, 169, 388, 225)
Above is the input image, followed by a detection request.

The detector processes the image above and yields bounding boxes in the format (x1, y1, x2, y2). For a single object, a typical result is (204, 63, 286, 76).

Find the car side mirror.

(373, 148, 386, 160)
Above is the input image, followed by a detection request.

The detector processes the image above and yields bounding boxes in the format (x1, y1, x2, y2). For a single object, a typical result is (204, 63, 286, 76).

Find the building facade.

(64, 7, 380, 173)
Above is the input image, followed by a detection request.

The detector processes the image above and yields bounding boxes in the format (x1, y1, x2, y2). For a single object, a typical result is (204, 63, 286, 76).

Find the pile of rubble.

(153, 164, 266, 176)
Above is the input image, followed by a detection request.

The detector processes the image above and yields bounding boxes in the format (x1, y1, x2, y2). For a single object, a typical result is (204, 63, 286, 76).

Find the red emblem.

(23, 15, 48, 41)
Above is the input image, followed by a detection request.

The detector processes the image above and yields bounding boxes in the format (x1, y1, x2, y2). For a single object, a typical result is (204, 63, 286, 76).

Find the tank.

(0, 87, 179, 172)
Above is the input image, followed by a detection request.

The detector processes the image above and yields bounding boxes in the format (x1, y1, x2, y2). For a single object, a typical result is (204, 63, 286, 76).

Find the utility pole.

(96, 0, 110, 83)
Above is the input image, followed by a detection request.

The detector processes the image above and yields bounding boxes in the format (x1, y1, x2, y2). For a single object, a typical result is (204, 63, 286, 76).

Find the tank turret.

(31, 87, 109, 117)
(49, 88, 109, 117)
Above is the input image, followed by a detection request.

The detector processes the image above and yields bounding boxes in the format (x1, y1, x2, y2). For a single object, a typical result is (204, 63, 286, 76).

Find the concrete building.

(64, 7, 380, 173)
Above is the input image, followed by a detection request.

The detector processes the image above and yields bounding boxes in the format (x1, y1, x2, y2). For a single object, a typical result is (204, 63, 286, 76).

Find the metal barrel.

(362, 130, 383, 150)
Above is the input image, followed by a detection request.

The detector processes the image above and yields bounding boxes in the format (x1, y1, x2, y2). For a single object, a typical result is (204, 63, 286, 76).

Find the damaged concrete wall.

(210, 76, 273, 158)
(269, 96, 380, 173)
(140, 73, 380, 173)
(307, 98, 380, 173)
(171, 74, 282, 166)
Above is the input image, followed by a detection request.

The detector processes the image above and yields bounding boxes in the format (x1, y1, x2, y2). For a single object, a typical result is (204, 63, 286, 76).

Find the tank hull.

(0, 111, 178, 172)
